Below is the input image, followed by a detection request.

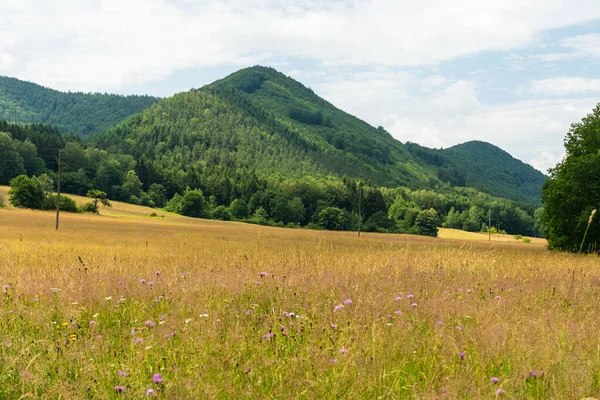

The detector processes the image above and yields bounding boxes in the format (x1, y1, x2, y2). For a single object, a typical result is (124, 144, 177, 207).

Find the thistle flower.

(334, 305, 343, 311)
(343, 299, 353, 305)
(260, 271, 268, 277)
(411, 303, 418, 308)
(490, 377, 500, 384)
(459, 352, 465, 360)
(152, 373, 163, 384)
(114, 386, 125, 393)
(145, 320, 156, 328)
(146, 388, 155, 396)
(118, 370, 128, 377)
(407, 294, 414, 299)
(495, 389, 505, 396)
(140, 279, 146, 284)
(339, 347, 349, 354)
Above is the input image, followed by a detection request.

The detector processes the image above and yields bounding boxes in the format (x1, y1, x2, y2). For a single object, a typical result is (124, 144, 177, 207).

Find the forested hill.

(406, 141, 547, 204)
(0, 76, 159, 135)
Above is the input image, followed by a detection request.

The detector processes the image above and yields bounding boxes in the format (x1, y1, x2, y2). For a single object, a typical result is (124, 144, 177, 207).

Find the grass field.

(1, 188, 599, 399)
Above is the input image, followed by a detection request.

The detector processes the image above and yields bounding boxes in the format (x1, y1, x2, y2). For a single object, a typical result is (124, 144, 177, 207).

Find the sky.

(2, 1, 600, 173)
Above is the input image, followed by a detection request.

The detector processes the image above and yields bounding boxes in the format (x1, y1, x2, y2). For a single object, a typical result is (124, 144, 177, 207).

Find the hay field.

(0, 192, 599, 399)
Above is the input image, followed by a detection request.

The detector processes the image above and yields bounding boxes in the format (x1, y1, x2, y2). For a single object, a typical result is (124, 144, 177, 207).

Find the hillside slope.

(0, 76, 159, 134)
(406, 140, 547, 204)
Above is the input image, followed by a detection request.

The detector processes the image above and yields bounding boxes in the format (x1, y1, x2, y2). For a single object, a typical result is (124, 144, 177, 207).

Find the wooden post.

(488, 208, 491, 241)
(56, 149, 61, 231)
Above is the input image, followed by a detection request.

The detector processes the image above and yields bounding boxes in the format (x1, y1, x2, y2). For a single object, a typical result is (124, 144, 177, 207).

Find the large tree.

(541, 104, 600, 252)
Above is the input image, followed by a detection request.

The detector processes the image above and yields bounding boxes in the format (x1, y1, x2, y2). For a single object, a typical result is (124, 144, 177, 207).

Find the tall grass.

(0, 207, 599, 398)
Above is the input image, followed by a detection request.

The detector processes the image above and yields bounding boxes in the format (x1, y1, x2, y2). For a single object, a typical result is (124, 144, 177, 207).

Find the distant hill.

(406, 141, 547, 204)
(0, 76, 159, 135)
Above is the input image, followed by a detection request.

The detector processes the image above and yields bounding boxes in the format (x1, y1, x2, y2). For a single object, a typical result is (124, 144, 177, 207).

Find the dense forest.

(0, 76, 158, 135)
(0, 66, 550, 237)
(0, 118, 544, 237)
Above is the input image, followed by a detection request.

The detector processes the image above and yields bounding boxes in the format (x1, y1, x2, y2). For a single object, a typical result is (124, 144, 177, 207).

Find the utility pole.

(488, 208, 491, 241)
(56, 149, 61, 231)
(357, 182, 362, 237)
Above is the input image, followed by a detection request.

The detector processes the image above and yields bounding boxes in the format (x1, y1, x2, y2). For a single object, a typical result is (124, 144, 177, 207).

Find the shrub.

(0, 195, 4, 208)
(79, 202, 97, 213)
(9, 175, 45, 209)
(150, 212, 158, 217)
(41, 195, 78, 213)
(415, 208, 439, 237)
(212, 205, 232, 221)
(514, 234, 523, 240)
(523, 238, 531, 244)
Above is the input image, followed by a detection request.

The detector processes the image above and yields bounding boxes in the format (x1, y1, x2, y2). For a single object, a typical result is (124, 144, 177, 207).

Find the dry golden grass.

(0, 191, 598, 399)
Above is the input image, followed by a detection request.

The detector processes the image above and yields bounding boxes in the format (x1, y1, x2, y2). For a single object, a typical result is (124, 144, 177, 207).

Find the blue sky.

(2, 0, 600, 172)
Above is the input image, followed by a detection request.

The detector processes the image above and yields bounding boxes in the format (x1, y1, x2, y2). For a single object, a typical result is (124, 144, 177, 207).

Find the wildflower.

(287, 312, 295, 318)
(343, 299, 353, 305)
(148, 282, 155, 286)
(2, 285, 8, 290)
(459, 352, 465, 360)
(114, 386, 125, 393)
(155, 270, 160, 276)
(529, 370, 538, 378)
(118, 370, 128, 377)
(411, 303, 418, 308)
(146, 388, 155, 396)
(386, 314, 392, 320)
(495, 389, 505, 396)
(50, 288, 60, 293)
(590, 209, 597, 224)
(436, 320, 443, 326)
(331, 358, 338, 364)
(140, 279, 146, 284)
(494, 295, 501, 301)
(333, 305, 343, 311)
(263, 332, 274, 339)
(407, 294, 414, 299)
(199, 314, 208, 318)
(330, 323, 337, 329)
(255, 281, 261, 285)
(394, 310, 403, 316)
(134, 337, 143, 344)
(279, 325, 285, 332)
(455, 325, 462, 331)
(260, 271, 268, 277)
(490, 377, 500, 384)
(89, 320, 97, 327)
(105, 296, 112, 301)
(185, 318, 192, 324)
(160, 315, 166, 321)
(145, 320, 156, 328)
(246, 309, 253, 315)
(339, 348, 349, 354)
(394, 296, 402, 301)
(152, 373, 163, 384)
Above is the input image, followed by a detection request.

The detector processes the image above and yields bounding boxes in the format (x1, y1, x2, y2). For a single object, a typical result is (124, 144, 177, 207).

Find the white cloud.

(529, 77, 600, 95)
(2, 0, 600, 91)
(529, 152, 564, 174)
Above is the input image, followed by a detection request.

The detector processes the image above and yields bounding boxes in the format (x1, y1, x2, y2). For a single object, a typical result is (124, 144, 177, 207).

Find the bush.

(150, 212, 157, 217)
(8, 175, 45, 209)
(212, 205, 232, 221)
(79, 202, 97, 213)
(415, 208, 439, 237)
(523, 238, 531, 244)
(514, 234, 523, 240)
(41, 195, 78, 213)
(0, 195, 4, 208)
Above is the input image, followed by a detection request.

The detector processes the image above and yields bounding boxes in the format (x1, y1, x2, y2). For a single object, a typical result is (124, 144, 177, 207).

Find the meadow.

(0, 189, 598, 399)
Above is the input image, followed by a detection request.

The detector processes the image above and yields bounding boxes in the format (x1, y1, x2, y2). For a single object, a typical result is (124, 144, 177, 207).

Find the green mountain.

(406, 141, 547, 204)
(0, 76, 159, 135)
(95, 66, 544, 203)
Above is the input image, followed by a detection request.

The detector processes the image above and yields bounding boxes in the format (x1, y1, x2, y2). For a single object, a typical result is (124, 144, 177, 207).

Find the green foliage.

(229, 198, 248, 219)
(0, 195, 4, 207)
(0, 76, 158, 135)
(316, 207, 348, 230)
(79, 202, 97, 213)
(212, 205, 232, 221)
(8, 174, 44, 209)
(148, 183, 167, 208)
(86, 189, 111, 214)
(171, 189, 207, 218)
(522, 238, 531, 244)
(542, 104, 600, 252)
(415, 208, 438, 237)
(514, 234, 523, 240)
(41, 195, 78, 213)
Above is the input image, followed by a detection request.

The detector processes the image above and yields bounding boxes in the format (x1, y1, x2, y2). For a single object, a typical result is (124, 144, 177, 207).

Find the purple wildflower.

(146, 388, 155, 396)
(529, 370, 538, 378)
(89, 320, 97, 327)
(134, 337, 143, 344)
(386, 314, 392, 320)
(279, 325, 285, 332)
(394, 310, 403, 316)
(145, 320, 156, 328)
(330, 323, 337, 329)
(455, 325, 462, 331)
(495, 389, 505, 396)
(114, 386, 125, 393)
(263, 332, 274, 339)
(255, 281, 261, 285)
(334, 305, 343, 311)
(246, 309, 253, 315)
(411, 303, 418, 308)
(148, 282, 155, 286)
(459, 352, 465, 360)
(331, 358, 338, 364)
(140, 279, 146, 284)
(155, 270, 160, 276)
(343, 299, 353, 305)
(395, 296, 403, 301)
(118, 370, 128, 377)
(407, 294, 414, 299)
(152, 373, 163, 384)
(490, 377, 500, 384)
(260, 271, 268, 277)
(495, 295, 501, 300)
(160, 315, 166, 321)
(339, 348, 349, 354)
